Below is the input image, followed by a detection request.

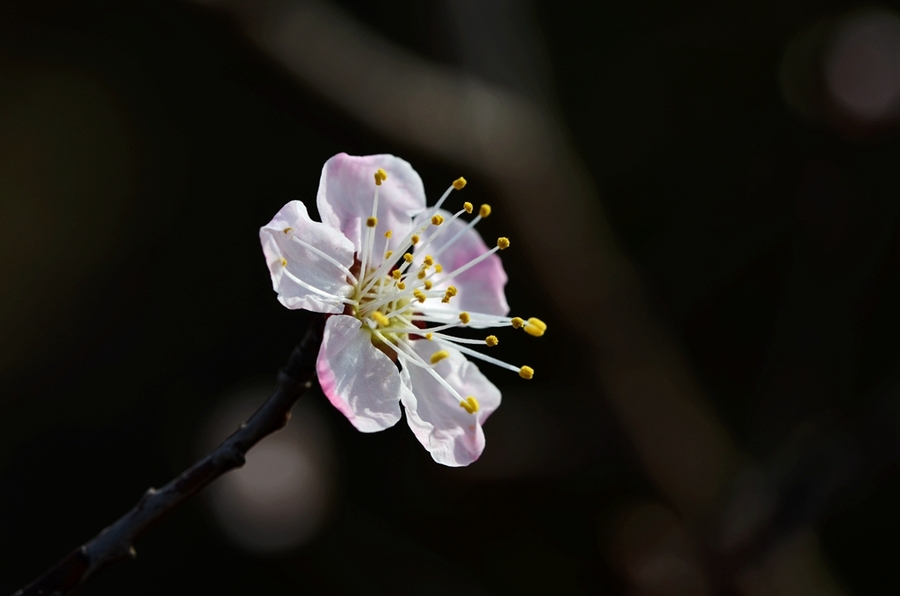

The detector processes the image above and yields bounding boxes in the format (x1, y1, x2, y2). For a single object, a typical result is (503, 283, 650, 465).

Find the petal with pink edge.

(400, 340, 501, 466)
(415, 209, 509, 325)
(317, 315, 407, 433)
(260, 200, 355, 313)
(316, 153, 426, 254)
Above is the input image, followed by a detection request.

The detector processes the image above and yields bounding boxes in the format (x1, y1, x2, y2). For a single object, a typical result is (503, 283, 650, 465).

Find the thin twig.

(15, 319, 323, 596)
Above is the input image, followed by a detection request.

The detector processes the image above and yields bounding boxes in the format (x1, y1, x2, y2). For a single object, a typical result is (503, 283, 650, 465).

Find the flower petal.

(415, 209, 509, 325)
(317, 315, 406, 432)
(317, 153, 427, 254)
(260, 200, 355, 313)
(400, 340, 501, 466)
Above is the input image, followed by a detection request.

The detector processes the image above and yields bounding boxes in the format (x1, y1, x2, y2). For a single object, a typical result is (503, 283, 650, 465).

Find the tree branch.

(15, 319, 323, 596)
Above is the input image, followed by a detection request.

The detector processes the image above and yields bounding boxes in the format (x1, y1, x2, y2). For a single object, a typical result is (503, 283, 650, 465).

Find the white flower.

(260, 153, 545, 466)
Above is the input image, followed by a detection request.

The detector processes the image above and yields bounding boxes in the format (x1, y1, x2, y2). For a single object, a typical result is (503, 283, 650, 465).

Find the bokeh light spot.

(824, 10, 900, 121)
(198, 388, 337, 553)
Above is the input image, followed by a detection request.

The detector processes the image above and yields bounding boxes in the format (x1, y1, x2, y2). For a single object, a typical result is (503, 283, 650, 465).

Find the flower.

(260, 153, 545, 466)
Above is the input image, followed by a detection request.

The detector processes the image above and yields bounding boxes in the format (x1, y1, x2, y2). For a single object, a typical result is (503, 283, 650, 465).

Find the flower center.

(336, 171, 546, 413)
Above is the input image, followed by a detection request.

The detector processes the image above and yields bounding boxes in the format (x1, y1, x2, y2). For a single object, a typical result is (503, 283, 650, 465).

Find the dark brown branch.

(15, 320, 323, 596)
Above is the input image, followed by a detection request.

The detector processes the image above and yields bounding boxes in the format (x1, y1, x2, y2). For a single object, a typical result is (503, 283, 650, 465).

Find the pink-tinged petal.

(260, 200, 355, 313)
(400, 340, 501, 467)
(317, 315, 407, 433)
(415, 209, 509, 324)
(316, 153, 426, 254)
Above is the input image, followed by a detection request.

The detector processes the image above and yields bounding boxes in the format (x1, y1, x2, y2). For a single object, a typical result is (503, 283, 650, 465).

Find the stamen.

(372, 312, 390, 327)
(289, 236, 358, 284)
(384, 230, 392, 238)
(511, 317, 525, 329)
(280, 267, 355, 305)
(485, 335, 499, 347)
(430, 350, 450, 364)
(463, 202, 473, 214)
(358, 181, 382, 280)
(412, 235, 420, 245)
(432, 245, 500, 286)
(283, 227, 292, 234)
(392, 270, 402, 280)
(519, 366, 534, 379)
(397, 282, 406, 290)
(479, 204, 491, 218)
(423, 255, 434, 266)
(459, 312, 471, 324)
(280, 257, 287, 267)
(431, 214, 444, 226)
(425, 333, 433, 340)
(432, 337, 524, 375)
(424, 280, 433, 290)
(459, 396, 479, 414)
(524, 317, 547, 337)
(403, 253, 414, 263)
(426, 332, 494, 345)
(497, 237, 510, 250)
(453, 177, 467, 190)
(376, 332, 467, 403)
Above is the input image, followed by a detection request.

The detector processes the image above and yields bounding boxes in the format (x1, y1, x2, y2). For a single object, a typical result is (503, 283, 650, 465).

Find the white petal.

(260, 200, 355, 313)
(316, 315, 406, 433)
(317, 153, 426, 254)
(401, 340, 501, 466)
(415, 209, 509, 326)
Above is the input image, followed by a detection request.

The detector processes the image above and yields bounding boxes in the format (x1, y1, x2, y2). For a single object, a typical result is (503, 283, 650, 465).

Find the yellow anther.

(280, 257, 287, 267)
(403, 253, 414, 263)
(414, 289, 427, 303)
(434, 264, 443, 273)
(424, 280, 433, 290)
(511, 317, 524, 329)
(411, 235, 420, 245)
(497, 237, 510, 250)
(524, 317, 547, 337)
(479, 204, 491, 218)
(397, 282, 406, 290)
(372, 312, 390, 327)
(453, 177, 467, 190)
(384, 230, 393, 238)
(463, 202, 473, 214)
(423, 255, 434, 266)
(392, 269, 402, 280)
(441, 285, 457, 304)
(283, 227, 293, 234)
(374, 168, 387, 185)
(485, 335, 499, 347)
(459, 312, 471, 324)
(459, 396, 480, 414)
(519, 366, 534, 380)
(430, 350, 450, 364)
(417, 270, 427, 280)
(431, 214, 444, 226)
(367, 216, 378, 228)
(385, 250, 393, 258)
(425, 333, 433, 340)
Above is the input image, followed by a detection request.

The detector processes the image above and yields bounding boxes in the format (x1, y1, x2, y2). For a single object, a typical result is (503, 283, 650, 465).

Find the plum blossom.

(260, 153, 545, 466)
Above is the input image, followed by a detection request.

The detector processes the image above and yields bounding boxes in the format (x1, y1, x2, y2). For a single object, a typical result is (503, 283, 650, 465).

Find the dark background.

(2, 1, 900, 594)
